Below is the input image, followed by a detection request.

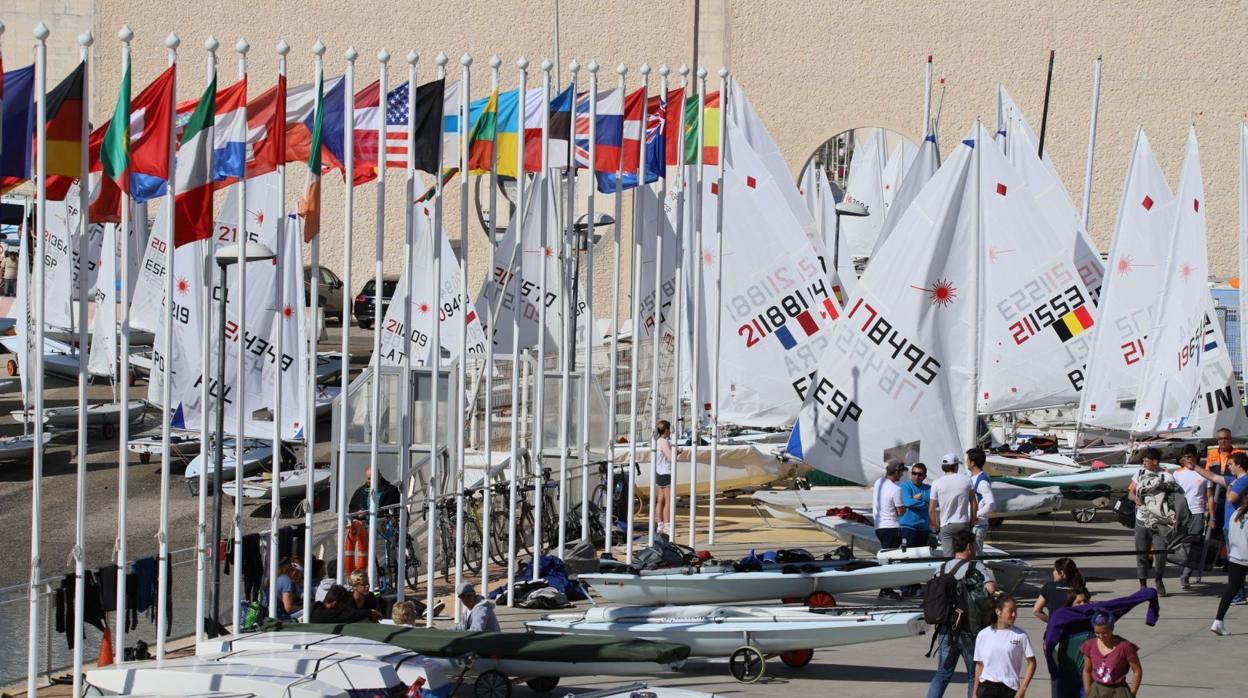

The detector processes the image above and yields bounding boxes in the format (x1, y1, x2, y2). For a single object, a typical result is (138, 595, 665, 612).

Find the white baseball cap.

(940, 453, 961, 466)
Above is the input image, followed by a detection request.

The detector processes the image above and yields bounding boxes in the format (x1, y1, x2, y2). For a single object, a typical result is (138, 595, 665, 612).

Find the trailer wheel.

(1073, 508, 1097, 524)
(779, 648, 814, 668)
(524, 677, 559, 693)
(473, 670, 511, 698)
(805, 591, 836, 608)
(101, 422, 116, 440)
(140, 451, 151, 464)
(729, 646, 766, 683)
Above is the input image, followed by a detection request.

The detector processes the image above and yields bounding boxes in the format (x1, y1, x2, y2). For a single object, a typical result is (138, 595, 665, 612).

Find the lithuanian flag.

(466, 89, 498, 174)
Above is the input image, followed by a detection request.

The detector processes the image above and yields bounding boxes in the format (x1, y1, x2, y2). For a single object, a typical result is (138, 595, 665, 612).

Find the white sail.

(837, 128, 888, 263)
(698, 116, 840, 428)
(1079, 129, 1174, 431)
(146, 237, 207, 422)
(797, 165, 859, 302)
(881, 140, 918, 216)
(977, 124, 1095, 414)
(872, 133, 940, 258)
(1132, 129, 1209, 434)
(266, 218, 309, 441)
(87, 222, 118, 377)
(41, 198, 75, 331)
(788, 129, 981, 485)
(15, 215, 34, 408)
(129, 201, 171, 334)
(1194, 300, 1248, 436)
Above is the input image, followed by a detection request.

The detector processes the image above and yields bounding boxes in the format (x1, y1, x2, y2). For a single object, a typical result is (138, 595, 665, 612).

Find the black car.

(353, 275, 399, 330)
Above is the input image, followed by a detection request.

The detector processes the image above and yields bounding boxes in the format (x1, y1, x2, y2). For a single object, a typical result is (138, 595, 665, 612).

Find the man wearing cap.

(453, 582, 501, 632)
(930, 453, 976, 557)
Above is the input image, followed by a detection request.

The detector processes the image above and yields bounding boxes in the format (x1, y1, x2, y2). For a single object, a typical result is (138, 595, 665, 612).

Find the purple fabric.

(1042, 588, 1159, 676)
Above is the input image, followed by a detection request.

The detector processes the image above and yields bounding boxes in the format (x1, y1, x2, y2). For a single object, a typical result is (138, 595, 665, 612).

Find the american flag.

(383, 82, 412, 168)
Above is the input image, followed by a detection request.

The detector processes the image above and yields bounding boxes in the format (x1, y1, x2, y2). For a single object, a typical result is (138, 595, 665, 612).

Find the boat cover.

(273, 622, 691, 665)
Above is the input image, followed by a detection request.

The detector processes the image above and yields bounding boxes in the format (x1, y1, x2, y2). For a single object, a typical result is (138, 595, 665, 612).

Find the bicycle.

(377, 512, 422, 594)
(589, 461, 643, 539)
(423, 494, 484, 581)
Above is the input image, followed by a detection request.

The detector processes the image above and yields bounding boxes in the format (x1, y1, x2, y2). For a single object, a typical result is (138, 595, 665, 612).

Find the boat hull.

(616, 442, 807, 496)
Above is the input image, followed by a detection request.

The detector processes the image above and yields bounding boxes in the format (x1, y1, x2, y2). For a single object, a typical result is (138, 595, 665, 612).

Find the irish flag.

(298, 71, 325, 242)
(173, 77, 215, 247)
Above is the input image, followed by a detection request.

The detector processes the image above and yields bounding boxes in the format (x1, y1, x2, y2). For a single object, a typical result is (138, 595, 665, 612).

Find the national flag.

(664, 86, 686, 167)
(99, 63, 132, 184)
(245, 75, 286, 177)
(247, 75, 344, 179)
(541, 83, 575, 171)
(382, 79, 445, 174)
(682, 90, 720, 166)
(414, 167, 457, 203)
(795, 310, 819, 336)
(1053, 305, 1094, 342)
(596, 87, 668, 193)
(212, 78, 248, 181)
(462, 87, 533, 177)
(439, 80, 462, 172)
(297, 72, 325, 241)
(774, 324, 797, 351)
(466, 89, 498, 174)
(122, 65, 176, 202)
(349, 79, 386, 185)
(820, 296, 839, 321)
(573, 88, 624, 173)
(517, 84, 574, 172)
(173, 77, 216, 247)
(42, 61, 85, 184)
(0, 63, 36, 194)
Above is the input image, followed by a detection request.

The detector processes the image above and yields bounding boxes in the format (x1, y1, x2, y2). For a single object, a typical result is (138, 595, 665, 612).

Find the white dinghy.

(527, 605, 924, 682)
(84, 656, 348, 697)
(221, 466, 332, 500)
(194, 649, 406, 697)
(128, 430, 203, 464)
(753, 482, 1062, 524)
(183, 439, 295, 495)
(0, 432, 52, 464)
(618, 442, 805, 497)
(9, 399, 147, 438)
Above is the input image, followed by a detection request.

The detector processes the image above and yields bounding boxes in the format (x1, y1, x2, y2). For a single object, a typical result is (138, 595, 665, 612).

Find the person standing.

(1034, 558, 1087, 697)
(1173, 444, 1210, 589)
(1194, 451, 1248, 605)
(931, 454, 976, 556)
(874, 460, 906, 550)
(654, 420, 676, 536)
(926, 530, 998, 698)
(1, 252, 15, 296)
(1205, 429, 1242, 532)
(901, 462, 933, 547)
(1127, 447, 1177, 596)
(1080, 611, 1142, 697)
(972, 595, 1037, 698)
(967, 448, 995, 552)
(1211, 499, 1248, 635)
(1033, 558, 1085, 623)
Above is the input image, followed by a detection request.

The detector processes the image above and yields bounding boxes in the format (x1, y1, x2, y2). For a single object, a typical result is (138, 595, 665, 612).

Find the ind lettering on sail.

(1080, 129, 1174, 431)
(1132, 129, 1210, 434)
(788, 130, 982, 484)
(702, 116, 833, 428)
(977, 128, 1095, 414)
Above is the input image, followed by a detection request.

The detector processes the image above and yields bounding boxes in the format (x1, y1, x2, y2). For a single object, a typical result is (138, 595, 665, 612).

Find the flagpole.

(397, 49, 419, 603)
(648, 65, 668, 545)
(669, 64, 689, 540)
(688, 67, 706, 549)
(454, 51, 472, 610)
(367, 48, 389, 593)
(302, 38, 321, 618)
(426, 50, 448, 626)
(506, 56, 529, 606)
(626, 63, 649, 559)
(923, 55, 933, 139)
(1080, 55, 1102, 229)
(337, 45, 357, 583)
(231, 36, 249, 633)
(69, 30, 93, 694)
(28, 22, 49, 695)
(1037, 50, 1055, 159)
(708, 68, 728, 545)
(605, 63, 626, 557)
(578, 60, 596, 545)
(480, 53, 500, 594)
(556, 60, 578, 559)
(114, 24, 134, 659)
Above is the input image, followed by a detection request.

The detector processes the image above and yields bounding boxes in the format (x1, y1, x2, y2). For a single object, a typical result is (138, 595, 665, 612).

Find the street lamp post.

(831, 200, 869, 277)
(210, 241, 276, 634)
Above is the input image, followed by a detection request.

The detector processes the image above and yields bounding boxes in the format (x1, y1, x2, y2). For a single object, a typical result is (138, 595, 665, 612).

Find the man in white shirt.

(930, 453, 977, 556)
(967, 448, 995, 553)
(1174, 445, 1210, 589)
(874, 460, 906, 549)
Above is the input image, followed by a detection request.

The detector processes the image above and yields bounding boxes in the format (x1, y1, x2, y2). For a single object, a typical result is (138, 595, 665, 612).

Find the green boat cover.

(994, 476, 1115, 501)
(267, 621, 690, 665)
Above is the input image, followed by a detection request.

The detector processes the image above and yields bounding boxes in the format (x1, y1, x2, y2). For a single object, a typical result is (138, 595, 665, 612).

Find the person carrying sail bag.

(1127, 447, 1185, 597)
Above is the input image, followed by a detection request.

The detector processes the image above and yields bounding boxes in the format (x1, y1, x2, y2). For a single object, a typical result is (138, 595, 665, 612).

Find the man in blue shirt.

(900, 462, 933, 548)
(1196, 452, 1248, 604)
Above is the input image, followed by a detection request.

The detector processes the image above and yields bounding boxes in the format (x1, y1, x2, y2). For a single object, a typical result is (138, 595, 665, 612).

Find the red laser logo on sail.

(911, 279, 957, 307)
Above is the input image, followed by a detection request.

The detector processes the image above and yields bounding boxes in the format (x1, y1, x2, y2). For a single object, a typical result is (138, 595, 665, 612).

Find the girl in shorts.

(655, 420, 675, 536)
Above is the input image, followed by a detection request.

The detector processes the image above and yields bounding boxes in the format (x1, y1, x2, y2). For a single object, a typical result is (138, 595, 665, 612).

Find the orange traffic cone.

(97, 624, 114, 667)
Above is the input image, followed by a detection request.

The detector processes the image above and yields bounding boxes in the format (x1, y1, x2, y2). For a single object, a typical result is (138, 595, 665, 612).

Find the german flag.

(1053, 305, 1094, 342)
(42, 61, 85, 182)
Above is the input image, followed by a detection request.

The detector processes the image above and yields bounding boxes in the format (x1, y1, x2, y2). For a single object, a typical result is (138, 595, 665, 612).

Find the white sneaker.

(1211, 620, 1230, 636)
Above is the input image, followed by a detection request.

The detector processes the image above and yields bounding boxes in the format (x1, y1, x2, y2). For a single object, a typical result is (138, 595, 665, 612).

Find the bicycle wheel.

(463, 512, 483, 575)
(404, 535, 422, 592)
(542, 495, 559, 549)
(489, 509, 512, 568)
(438, 517, 456, 582)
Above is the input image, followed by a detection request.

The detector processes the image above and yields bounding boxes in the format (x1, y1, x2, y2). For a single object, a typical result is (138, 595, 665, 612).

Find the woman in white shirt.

(973, 595, 1036, 697)
(655, 420, 676, 536)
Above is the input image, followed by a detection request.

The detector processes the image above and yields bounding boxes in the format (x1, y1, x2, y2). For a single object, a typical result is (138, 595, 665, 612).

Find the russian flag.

(597, 87, 671, 193)
(213, 78, 248, 181)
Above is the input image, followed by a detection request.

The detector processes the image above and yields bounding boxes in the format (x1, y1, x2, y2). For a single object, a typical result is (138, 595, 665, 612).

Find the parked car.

(353, 275, 399, 330)
(304, 265, 345, 324)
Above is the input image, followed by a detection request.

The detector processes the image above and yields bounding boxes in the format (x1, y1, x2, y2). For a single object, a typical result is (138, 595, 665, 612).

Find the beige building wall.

(15, 1, 1248, 319)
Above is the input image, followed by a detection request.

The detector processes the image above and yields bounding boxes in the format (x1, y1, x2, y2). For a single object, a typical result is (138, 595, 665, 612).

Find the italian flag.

(173, 77, 215, 247)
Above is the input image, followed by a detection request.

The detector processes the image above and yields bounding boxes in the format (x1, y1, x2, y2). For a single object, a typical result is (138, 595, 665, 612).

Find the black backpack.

(921, 559, 968, 627)
(922, 559, 992, 634)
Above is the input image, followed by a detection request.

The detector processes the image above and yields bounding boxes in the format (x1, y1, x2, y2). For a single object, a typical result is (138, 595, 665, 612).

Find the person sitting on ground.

(348, 568, 384, 614)
(273, 557, 303, 620)
(973, 595, 1036, 698)
(315, 559, 337, 604)
(391, 600, 418, 626)
(1034, 558, 1085, 624)
(926, 529, 998, 698)
(1211, 498, 1248, 636)
(453, 582, 500, 632)
(310, 584, 380, 624)
(1080, 611, 1142, 697)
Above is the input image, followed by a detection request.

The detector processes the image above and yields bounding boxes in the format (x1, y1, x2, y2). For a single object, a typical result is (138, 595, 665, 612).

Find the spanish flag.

(466, 88, 498, 174)
(42, 61, 85, 182)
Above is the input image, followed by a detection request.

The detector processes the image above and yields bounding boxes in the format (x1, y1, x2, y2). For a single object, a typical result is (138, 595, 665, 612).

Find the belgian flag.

(42, 61, 85, 195)
(1053, 305, 1095, 342)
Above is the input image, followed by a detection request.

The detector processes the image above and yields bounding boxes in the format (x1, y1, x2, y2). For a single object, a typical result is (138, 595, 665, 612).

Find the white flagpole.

(480, 53, 500, 594)
(669, 64, 689, 539)
(1080, 55, 1103, 229)
(71, 30, 93, 694)
(708, 68, 728, 544)
(232, 37, 249, 632)
(367, 49, 389, 592)
(579, 61, 598, 544)
(337, 45, 357, 582)
(506, 57, 529, 606)
(426, 51, 448, 626)
(302, 38, 322, 617)
(1240, 123, 1248, 403)
(531, 59, 552, 579)
(196, 35, 219, 644)
(397, 48, 419, 602)
(626, 64, 649, 558)
(556, 60, 579, 558)
(28, 22, 49, 694)
(157, 31, 180, 659)
(923, 55, 933, 138)
(648, 65, 668, 545)
(605, 63, 626, 556)
(688, 68, 707, 548)
(115, 25, 135, 658)
(454, 52, 473, 612)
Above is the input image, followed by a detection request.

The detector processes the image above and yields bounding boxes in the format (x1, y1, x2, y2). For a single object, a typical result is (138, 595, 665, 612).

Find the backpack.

(238, 600, 268, 632)
(1113, 495, 1137, 529)
(922, 559, 992, 632)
